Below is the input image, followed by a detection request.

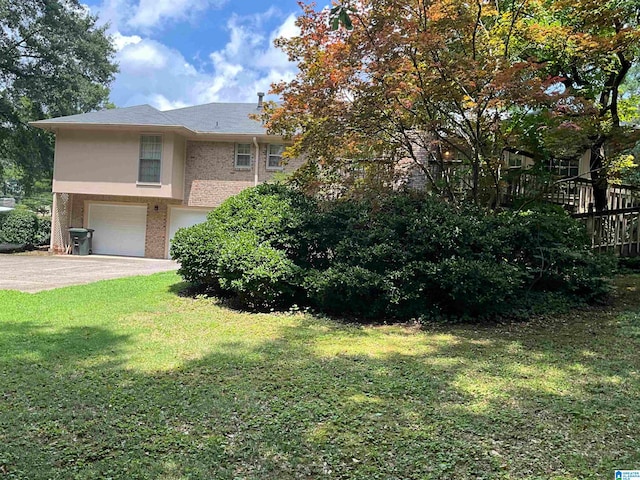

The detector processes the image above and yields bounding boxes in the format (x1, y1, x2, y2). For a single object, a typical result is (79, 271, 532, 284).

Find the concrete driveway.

(0, 254, 178, 293)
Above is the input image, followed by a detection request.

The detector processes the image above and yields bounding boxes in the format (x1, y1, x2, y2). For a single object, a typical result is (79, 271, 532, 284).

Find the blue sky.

(82, 0, 311, 110)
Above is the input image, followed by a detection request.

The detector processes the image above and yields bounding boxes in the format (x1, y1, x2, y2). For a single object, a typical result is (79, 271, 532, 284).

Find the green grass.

(1, 272, 640, 479)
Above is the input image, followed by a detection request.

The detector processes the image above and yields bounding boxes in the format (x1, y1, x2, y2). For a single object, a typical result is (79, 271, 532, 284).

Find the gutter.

(253, 136, 260, 187)
(28, 121, 195, 137)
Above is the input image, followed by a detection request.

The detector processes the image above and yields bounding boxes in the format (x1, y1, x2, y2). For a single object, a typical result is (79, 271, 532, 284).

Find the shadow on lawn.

(1, 288, 640, 479)
(0, 321, 129, 363)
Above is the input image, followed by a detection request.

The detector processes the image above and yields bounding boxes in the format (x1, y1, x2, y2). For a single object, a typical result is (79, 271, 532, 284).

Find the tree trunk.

(589, 141, 608, 212)
(471, 154, 480, 204)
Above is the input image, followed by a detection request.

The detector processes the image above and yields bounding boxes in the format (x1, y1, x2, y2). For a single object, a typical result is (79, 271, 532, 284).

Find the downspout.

(50, 193, 57, 253)
(253, 136, 260, 186)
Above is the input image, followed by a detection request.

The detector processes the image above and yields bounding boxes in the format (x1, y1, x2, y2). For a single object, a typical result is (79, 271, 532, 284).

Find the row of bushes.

(171, 184, 615, 321)
(0, 208, 50, 249)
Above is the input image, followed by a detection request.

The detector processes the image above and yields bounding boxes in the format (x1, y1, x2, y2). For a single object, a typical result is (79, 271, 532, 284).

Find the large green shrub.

(485, 207, 616, 301)
(215, 231, 303, 309)
(305, 265, 390, 318)
(0, 211, 8, 231)
(171, 184, 314, 307)
(0, 208, 39, 246)
(34, 217, 51, 246)
(172, 186, 614, 321)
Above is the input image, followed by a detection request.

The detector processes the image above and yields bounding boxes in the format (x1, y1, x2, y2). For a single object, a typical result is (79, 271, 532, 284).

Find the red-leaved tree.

(264, 0, 640, 209)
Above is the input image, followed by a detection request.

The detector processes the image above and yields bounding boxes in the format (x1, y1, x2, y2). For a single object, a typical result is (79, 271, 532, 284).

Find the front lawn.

(1, 272, 639, 479)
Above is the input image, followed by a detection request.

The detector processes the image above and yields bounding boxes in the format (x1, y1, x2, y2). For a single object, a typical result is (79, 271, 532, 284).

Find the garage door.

(87, 203, 147, 257)
(167, 208, 210, 258)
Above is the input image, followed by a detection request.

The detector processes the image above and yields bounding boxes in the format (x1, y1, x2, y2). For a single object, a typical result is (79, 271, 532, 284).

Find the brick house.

(31, 94, 305, 258)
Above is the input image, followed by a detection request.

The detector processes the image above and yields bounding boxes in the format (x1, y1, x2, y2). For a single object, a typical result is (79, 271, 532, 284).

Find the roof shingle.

(33, 104, 178, 127)
(32, 102, 267, 135)
(164, 102, 265, 134)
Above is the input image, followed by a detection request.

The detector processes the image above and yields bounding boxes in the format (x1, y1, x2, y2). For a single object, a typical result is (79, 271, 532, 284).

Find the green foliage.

(329, 4, 354, 30)
(172, 187, 614, 321)
(482, 206, 617, 304)
(431, 258, 525, 319)
(620, 140, 640, 187)
(0, 208, 38, 245)
(0, 0, 117, 196)
(305, 265, 389, 318)
(35, 217, 51, 246)
(1, 272, 640, 479)
(215, 231, 302, 309)
(622, 166, 640, 187)
(169, 222, 221, 288)
(618, 256, 640, 273)
(20, 188, 53, 215)
(171, 184, 314, 308)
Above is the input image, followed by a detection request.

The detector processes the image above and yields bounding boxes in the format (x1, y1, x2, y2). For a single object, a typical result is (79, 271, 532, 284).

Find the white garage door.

(87, 203, 147, 257)
(167, 207, 210, 258)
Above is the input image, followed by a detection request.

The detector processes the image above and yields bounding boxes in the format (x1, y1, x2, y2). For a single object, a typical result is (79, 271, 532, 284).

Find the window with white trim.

(267, 144, 284, 170)
(138, 135, 162, 183)
(505, 151, 526, 169)
(235, 143, 252, 168)
(549, 159, 579, 178)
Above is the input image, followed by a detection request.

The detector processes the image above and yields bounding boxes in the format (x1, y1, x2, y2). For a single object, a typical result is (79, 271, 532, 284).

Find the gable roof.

(31, 102, 267, 135)
(164, 102, 265, 134)
(32, 104, 179, 127)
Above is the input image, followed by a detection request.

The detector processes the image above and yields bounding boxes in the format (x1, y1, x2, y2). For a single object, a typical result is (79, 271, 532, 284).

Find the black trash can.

(68, 228, 94, 255)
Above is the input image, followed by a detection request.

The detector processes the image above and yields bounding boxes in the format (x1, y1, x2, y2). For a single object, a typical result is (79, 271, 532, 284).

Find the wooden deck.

(406, 164, 640, 255)
(503, 174, 640, 214)
(503, 173, 640, 256)
(573, 206, 640, 256)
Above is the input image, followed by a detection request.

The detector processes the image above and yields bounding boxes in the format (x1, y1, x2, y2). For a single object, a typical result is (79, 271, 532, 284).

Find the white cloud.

(255, 14, 299, 70)
(88, 2, 301, 108)
(111, 39, 202, 106)
(197, 12, 300, 103)
(118, 40, 171, 72)
(273, 12, 300, 40)
(93, 0, 227, 32)
(93, 0, 132, 32)
(111, 32, 142, 51)
(149, 94, 190, 111)
(128, 0, 226, 30)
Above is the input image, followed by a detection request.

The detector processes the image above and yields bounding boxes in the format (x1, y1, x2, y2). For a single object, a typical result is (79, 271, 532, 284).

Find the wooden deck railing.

(573, 206, 640, 256)
(503, 173, 640, 214)
(406, 164, 640, 255)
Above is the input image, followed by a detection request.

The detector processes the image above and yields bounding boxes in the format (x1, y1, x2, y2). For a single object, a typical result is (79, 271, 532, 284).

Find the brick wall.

(50, 141, 306, 258)
(184, 141, 306, 207)
(50, 193, 71, 254)
(68, 194, 182, 258)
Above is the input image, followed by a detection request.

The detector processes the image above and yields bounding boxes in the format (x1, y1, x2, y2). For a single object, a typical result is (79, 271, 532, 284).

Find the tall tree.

(0, 0, 117, 197)
(521, 0, 640, 210)
(264, 0, 640, 208)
